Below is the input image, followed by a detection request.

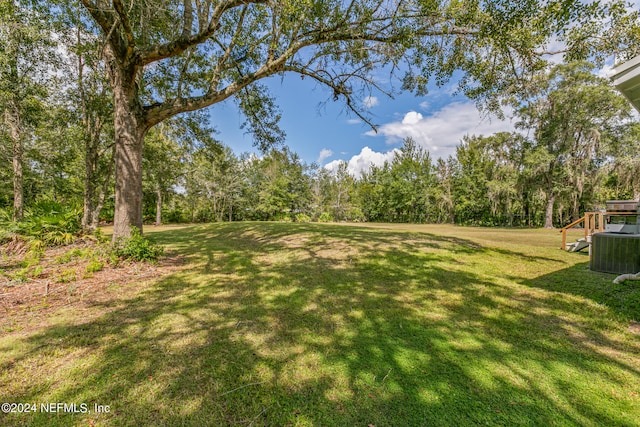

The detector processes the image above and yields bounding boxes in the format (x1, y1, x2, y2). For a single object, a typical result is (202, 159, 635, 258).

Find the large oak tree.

(56, 0, 633, 239)
(516, 62, 631, 228)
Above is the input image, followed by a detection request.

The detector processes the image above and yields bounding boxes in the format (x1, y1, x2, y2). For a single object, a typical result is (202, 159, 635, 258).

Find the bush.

(165, 207, 188, 223)
(112, 227, 163, 262)
(92, 228, 109, 244)
(318, 212, 334, 223)
(0, 207, 11, 223)
(295, 213, 311, 223)
(55, 248, 92, 264)
(0, 199, 82, 246)
(85, 258, 104, 273)
(56, 268, 77, 283)
(345, 207, 366, 223)
(273, 213, 292, 222)
(0, 227, 16, 245)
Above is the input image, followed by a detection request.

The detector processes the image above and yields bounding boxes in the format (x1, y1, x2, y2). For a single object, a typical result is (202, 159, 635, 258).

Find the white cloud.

(317, 148, 333, 164)
(323, 160, 344, 172)
(325, 146, 398, 179)
(419, 101, 430, 110)
(402, 111, 423, 125)
(346, 118, 362, 125)
(363, 96, 379, 109)
(364, 102, 515, 159)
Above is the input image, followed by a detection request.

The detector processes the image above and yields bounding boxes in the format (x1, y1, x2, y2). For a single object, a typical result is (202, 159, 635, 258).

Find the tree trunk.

(107, 49, 147, 241)
(544, 193, 556, 229)
(155, 188, 162, 226)
(91, 182, 108, 229)
(84, 156, 113, 231)
(6, 108, 23, 221)
(213, 193, 218, 222)
(82, 140, 97, 232)
(90, 147, 115, 229)
(110, 83, 146, 240)
(112, 106, 145, 240)
(5, 0, 23, 221)
(12, 130, 23, 221)
(78, 39, 111, 234)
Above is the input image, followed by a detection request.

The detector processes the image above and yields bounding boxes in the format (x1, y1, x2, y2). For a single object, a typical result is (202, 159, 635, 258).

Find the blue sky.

(208, 73, 518, 177)
(207, 48, 621, 177)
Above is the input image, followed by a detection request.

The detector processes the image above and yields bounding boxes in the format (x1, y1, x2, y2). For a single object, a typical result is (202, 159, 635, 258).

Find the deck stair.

(560, 208, 638, 251)
(566, 237, 590, 252)
(560, 213, 604, 251)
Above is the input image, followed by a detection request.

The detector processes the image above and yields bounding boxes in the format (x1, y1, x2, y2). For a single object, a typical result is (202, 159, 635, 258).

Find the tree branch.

(78, 0, 115, 36)
(144, 72, 257, 127)
(113, 0, 135, 51)
(210, 4, 249, 90)
(138, 1, 489, 131)
(139, 0, 269, 65)
(80, 0, 131, 63)
(283, 64, 378, 131)
(182, 0, 194, 38)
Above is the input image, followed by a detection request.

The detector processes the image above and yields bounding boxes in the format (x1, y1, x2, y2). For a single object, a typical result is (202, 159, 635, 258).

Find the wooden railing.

(560, 211, 637, 250)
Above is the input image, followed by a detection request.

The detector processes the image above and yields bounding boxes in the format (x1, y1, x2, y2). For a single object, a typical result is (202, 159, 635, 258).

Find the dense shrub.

(317, 212, 334, 223)
(0, 200, 82, 246)
(112, 227, 163, 262)
(273, 213, 293, 222)
(295, 213, 311, 223)
(165, 207, 189, 223)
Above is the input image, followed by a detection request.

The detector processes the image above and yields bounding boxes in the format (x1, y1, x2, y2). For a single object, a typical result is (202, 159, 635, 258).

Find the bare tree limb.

(182, 0, 194, 38)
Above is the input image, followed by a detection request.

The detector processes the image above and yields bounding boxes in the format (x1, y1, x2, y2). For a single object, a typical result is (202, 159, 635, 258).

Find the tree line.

(8, 60, 638, 230)
(153, 63, 640, 230)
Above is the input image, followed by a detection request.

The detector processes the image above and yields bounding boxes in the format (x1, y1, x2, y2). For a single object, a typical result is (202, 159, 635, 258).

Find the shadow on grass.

(1, 223, 639, 426)
(519, 259, 640, 322)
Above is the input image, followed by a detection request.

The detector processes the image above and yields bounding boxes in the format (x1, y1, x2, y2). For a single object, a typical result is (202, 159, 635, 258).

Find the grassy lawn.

(1, 222, 639, 426)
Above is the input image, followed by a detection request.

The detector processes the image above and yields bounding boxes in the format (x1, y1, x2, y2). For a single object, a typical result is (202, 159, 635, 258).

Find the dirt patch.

(314, 241, 359, 262)
(629, 321, 640, 336)
(0, 240, 185, 333)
